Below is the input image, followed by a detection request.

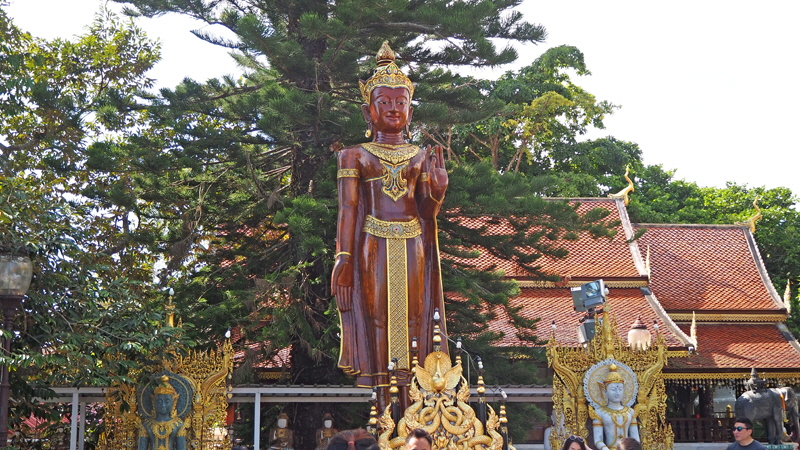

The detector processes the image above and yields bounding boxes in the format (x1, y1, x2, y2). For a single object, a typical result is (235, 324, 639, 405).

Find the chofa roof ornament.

(607, 165, 635, 205)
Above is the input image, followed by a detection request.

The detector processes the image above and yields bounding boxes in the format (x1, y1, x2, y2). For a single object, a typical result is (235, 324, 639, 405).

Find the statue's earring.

(406, 125, 412, 140)
(365, 125, 372, 139)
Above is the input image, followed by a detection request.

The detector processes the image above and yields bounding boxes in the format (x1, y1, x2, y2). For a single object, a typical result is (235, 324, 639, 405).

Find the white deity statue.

(590, 364, 639, 450)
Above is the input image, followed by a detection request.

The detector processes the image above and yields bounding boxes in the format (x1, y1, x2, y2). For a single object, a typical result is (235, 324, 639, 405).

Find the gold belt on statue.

(363, 215, 421, 239)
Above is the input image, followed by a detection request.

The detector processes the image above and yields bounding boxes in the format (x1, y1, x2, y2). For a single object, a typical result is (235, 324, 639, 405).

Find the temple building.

(472, 196, 800, 443)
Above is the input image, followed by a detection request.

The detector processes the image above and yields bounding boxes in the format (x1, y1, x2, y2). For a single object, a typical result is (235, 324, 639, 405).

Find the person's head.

(360, 42, 415, 136)
(732, 418, 755, 443)
(405, 428, 432, 450)
(560, 435, 587, 450)
(616, 438, 641, 450)
(326, 429, 379, 450)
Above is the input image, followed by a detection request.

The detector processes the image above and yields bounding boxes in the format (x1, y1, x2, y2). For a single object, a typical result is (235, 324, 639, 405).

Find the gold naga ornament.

(375, 326, 510, 450)
(546, 305, 673, 450)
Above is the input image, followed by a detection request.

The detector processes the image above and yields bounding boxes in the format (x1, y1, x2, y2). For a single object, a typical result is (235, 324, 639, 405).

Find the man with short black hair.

(727, 418, 767, 450)
(405, 429, 432, 450)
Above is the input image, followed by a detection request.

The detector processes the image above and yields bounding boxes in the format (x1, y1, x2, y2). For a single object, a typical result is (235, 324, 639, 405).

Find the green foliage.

(0, 9, 181, 434)
(437, 45, 618, 173)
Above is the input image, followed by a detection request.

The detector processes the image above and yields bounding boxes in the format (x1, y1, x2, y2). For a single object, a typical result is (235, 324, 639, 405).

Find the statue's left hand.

(427, 144, 448, 201)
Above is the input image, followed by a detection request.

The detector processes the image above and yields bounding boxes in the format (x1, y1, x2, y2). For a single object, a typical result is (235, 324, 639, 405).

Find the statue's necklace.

(146, 417, 181, 449)
(361, 142, 419, 164)
(362, 143, 420, 201)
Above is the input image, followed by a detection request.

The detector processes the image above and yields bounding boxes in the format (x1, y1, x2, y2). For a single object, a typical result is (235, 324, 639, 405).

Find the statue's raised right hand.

(331, 256, 354, 311)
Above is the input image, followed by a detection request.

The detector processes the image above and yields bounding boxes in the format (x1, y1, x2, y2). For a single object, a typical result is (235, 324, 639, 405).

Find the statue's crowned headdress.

(154, 375, 178, 396)
(602, 364, 625, 385)
(359, 41, 415, 103)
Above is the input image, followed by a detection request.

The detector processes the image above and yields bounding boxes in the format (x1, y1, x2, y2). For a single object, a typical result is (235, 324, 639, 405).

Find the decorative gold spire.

(607, 165, 635, 205)
(735, 196, 762, 233)
(359, 41, 415, 103)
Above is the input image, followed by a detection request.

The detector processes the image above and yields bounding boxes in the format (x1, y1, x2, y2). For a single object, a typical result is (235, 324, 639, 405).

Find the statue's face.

(155, 394, 173, 415)
(605, 382, 624, 404)
(368, 86, 411, 134)
(277, 418, 287, 428)
(324, 420, 332, 428)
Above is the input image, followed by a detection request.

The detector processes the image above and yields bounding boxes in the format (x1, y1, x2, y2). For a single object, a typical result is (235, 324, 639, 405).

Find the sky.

(6, 0, 800, 197)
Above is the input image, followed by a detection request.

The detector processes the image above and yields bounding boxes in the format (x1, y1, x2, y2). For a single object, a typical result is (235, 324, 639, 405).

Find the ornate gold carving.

(662, 372, 800, 381)
(377, 351, 507, 450)
(361, 143, 420, 164)
(547, 307, 673, 450)
(364, 216, 421, 239)
(338, 168, 359, 178)
(359, 41, 415, 103)
(516, 280, 649, 288)
(98, 340, 233, 450)
(379, 161, 410, 201)
(669, 313, 788, 322)
(419, 172, 429, 182)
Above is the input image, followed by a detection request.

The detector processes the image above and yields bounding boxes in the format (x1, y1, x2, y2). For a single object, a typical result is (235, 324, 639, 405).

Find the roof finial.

(608, 165, 634, 205)
(735, 196, 762, 233)
(784, 279, 792, 315)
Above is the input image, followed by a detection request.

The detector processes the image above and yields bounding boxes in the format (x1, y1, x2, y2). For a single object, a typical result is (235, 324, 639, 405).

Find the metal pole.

(253, 392, 261, 450)
(69, 392, 78, 450)
(78, 401, 86, 450)
(0, 296, 21, 447)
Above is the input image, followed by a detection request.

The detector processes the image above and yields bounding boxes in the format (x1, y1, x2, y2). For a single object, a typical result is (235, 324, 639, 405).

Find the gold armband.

(419, 172, 429, 182)
(335, 252, 352, 258)
(337, 169, 359, 178)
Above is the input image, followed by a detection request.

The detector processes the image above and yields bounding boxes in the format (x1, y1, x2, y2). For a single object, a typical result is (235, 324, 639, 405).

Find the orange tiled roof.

(635, 224, 783, 312)
(486, 288, 685, 347)
(667, 323, 800, 370)
(233, 342, 292, 369)
(449, 199, 645, 280)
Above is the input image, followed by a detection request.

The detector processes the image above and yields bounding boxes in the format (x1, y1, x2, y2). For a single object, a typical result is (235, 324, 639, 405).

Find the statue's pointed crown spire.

(359, 41, 415, 103)
(602, 364, 625, 385)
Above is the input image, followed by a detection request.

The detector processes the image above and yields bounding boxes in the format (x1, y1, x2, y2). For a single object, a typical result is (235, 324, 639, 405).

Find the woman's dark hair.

(326, 429, 380, 450)
(560, 435, 587, 450)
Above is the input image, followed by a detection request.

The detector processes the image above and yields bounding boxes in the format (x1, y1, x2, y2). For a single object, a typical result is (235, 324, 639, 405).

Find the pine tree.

(92, 0, 618, 445)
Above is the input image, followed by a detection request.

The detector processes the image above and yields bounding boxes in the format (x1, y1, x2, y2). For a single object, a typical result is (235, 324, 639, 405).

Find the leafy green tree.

(0, 8, 183, 439)
(431, 45, 617, 175)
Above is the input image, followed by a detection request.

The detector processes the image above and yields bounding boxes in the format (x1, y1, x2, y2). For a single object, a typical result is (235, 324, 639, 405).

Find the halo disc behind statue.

(583, 359, 638, 409)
